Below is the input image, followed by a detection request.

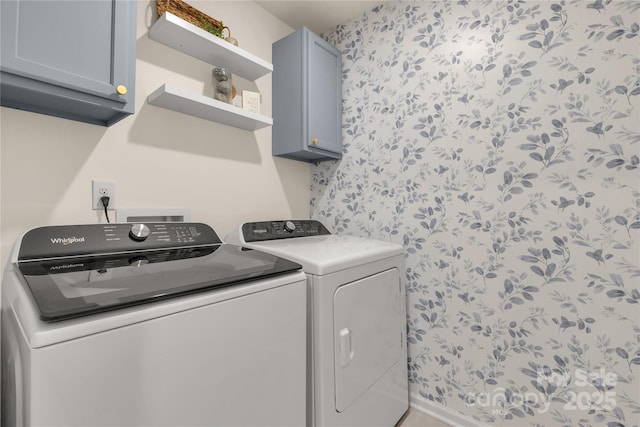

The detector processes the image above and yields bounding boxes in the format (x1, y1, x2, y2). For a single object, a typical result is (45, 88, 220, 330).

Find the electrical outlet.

(92, 180, 116, 210)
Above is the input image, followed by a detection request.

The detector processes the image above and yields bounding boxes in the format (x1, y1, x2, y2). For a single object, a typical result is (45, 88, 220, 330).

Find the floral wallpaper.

(310, 1, 640, 425)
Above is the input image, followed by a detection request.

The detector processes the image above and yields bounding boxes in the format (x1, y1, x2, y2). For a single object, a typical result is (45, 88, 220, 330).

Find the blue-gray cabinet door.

(0, 0, 136, 125)
(272, 27, 341, 162)
(306, 33, 342, 155)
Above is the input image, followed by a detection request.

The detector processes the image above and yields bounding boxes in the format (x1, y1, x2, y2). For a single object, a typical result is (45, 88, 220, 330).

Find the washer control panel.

(18, 222, 221, 260)
(242, 220, 331, 242)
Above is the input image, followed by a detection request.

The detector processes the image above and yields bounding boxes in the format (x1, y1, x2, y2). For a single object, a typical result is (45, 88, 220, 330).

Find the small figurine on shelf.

(212, 67, 234, 103)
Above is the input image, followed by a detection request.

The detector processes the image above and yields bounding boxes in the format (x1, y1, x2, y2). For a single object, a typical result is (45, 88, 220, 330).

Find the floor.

(395, 408, 452, 427)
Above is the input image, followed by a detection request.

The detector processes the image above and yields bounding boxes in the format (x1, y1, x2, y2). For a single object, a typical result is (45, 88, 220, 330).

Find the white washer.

(227, 220, 409, 427)
(2, 222, 307, 426)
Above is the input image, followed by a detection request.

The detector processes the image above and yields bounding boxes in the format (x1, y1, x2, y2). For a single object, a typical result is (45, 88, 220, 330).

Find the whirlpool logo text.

(50, 237, 85, 245)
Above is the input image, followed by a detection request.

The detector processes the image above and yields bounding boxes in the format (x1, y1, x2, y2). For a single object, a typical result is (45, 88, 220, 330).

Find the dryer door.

(333, 268, 402, 412)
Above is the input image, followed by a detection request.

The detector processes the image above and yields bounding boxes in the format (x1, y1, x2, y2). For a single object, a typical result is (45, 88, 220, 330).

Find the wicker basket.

(156, 0, 230, 38)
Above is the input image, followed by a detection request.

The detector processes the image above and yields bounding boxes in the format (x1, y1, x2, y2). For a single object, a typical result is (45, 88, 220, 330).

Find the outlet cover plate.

(92, 180, 115, 210)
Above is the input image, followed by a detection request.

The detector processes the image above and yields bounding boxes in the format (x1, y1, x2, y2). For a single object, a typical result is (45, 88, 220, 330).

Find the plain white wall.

(0, 1, 309, 271)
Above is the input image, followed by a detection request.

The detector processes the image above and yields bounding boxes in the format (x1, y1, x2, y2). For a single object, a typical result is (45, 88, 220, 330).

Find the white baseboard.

(409, 393, 488, 427)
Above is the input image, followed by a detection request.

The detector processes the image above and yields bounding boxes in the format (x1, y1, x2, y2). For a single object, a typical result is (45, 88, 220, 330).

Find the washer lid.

(17, 244, 301, 322)
(245, 235, 403, 275)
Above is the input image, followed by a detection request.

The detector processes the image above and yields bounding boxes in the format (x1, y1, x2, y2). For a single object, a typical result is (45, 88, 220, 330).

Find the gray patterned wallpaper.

(310, 1, 639, 425)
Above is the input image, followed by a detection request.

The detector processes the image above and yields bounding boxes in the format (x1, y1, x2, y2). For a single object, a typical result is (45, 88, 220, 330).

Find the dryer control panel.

(242, 220, 331, 242)
(18, 222, 221, 260)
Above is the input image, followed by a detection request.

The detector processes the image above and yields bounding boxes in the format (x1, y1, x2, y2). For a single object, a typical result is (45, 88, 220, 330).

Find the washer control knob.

(284, 221, 296, 233)
(129, 223, 150, 242)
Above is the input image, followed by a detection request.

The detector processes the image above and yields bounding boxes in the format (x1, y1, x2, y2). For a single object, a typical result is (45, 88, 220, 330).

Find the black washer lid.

(15, 223, 302, 322)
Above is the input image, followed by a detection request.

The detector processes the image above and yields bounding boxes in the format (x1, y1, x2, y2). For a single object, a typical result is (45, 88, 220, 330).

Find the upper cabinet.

(147, 12, 273, 131)
(272, 27, 342, 162)
(0, 0, 137, 127)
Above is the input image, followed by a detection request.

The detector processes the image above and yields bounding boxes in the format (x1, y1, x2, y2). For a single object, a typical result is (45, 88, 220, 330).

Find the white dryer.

(227, 220, 409, 427)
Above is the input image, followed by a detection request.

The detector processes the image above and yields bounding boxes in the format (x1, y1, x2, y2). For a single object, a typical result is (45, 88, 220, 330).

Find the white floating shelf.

(149, 12, 273, 81)
(147, 84, 272, 131)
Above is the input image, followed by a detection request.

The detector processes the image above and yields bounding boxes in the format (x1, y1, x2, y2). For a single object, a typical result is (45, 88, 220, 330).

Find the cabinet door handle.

(311, 137, 318, 144)
(116, 85, 128, 95)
